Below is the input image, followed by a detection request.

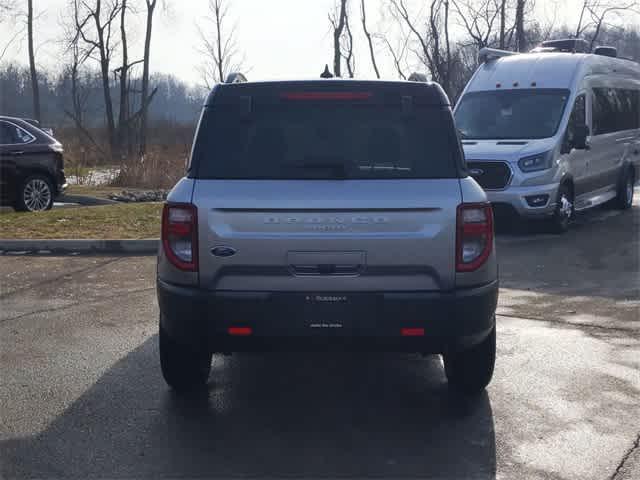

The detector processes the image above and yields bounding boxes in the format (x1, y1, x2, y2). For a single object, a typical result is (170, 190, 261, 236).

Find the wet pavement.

(1, 196, 638, 479)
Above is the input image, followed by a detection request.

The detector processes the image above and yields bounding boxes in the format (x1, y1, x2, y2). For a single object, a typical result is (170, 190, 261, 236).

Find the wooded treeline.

(329, 0, 639, 101)
(1, 0, 639, 170)
(0, 67, 204, 129)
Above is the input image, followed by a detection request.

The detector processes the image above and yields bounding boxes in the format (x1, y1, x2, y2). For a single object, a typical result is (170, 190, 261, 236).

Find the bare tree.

(452, 0, 501, 49)
(574, 1, 639, 50)
(381, 34, 409, 79)
(0, 2, 23, 64)
(27, 0, 40, 121)
(514, 0, 525, 51)
(361, 0, 380, 78)
(389, 0, 453, 95)
(343, 6, 355, 77)
(139, 0, 158, 155)
(197, 0, 243, 88)
(329, 0, 348, 77)
(116, 0, 130, 155)
(499, 0, 507, 48)
(60, 0, 106, 166)
(74, 0, 123, 157)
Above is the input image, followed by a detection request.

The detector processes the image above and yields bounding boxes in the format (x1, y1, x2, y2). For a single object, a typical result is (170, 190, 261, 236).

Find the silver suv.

(157, 78, 498, 395)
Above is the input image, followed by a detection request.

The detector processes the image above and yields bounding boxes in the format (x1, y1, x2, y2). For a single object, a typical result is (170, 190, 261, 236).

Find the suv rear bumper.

(157, 279, 498, 354)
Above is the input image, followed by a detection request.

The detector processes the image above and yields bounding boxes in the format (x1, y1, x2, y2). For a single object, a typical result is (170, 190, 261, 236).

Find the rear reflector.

(401, 328, 425, 337)
(280, 91, 372, 101)
(228, 327, 252, 336)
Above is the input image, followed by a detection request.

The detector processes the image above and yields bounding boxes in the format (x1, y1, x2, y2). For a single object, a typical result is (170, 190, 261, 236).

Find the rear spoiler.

(478, 48, 518, 64)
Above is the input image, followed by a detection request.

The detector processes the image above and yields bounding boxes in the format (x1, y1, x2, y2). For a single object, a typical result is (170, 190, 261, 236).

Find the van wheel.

(613, 167, 634, 210)
(159, 322, 212, 392)
(444, 326, 495, 395)
(547, 184, 573, 233)
(15, 175, 54, 212)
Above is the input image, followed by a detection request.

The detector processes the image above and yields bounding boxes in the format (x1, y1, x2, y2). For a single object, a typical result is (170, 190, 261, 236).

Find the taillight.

(162, 203, 198, 271)
(456, 203, 494, 272)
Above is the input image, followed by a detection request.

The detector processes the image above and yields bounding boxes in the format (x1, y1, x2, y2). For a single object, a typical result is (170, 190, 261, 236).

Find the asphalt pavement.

(1, 198, 638, 479)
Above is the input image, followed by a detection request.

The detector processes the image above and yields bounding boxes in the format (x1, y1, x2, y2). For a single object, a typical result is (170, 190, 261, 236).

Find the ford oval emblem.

(211, 246, 237, 257)
(469, 168, 484, 177)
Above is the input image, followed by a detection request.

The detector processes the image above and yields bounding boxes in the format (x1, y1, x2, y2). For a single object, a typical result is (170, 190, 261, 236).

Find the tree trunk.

(94, 0, 116, 157)
(215, 0, 224, 82)
(139, 0, 156, 156)
(499, 0, 506, 48)
(118, 0, 129, 158)
(332, 0, 347, 77)
(515, 0, 525, 52)
(360, 0, 380, 78)
(444, 0, 451, 97)
(344, 12, 354, 77)
(27, 0, 40, 122)
(575, 2, 587, 37)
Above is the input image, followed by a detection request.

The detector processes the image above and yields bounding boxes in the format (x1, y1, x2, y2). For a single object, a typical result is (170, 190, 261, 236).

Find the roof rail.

(478, 47, 518, 64)
(407, 72, 428, 82)
(224, 72, 248, 84)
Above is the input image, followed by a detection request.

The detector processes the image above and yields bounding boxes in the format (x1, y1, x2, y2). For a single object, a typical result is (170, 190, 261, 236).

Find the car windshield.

(454, 89, 570, 140)
(192, 102, 459, 179)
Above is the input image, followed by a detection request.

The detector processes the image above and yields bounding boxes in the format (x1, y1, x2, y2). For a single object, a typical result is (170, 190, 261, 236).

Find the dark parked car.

(0, 116, 67, 211)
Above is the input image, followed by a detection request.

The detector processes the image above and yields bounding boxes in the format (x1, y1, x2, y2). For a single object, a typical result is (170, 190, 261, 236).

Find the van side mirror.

(572, 125, 590, 150)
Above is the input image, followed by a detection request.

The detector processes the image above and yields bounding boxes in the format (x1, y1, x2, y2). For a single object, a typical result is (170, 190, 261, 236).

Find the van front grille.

(467, 161, 512, 190)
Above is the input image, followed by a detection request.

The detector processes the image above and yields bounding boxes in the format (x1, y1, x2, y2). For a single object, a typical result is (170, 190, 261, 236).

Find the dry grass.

(0, 203, 163, 239)
(55, 123, 194, 189)
(110, 146, 188, 189)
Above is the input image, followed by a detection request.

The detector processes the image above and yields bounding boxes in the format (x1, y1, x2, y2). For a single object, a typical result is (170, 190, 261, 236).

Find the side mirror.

(572, 125, 590, 150)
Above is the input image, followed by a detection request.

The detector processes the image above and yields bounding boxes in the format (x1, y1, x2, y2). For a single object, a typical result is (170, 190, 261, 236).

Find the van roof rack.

(407, 72, 428, 82)
(540, 38, 589, 53)
(224, 72, 248, 84)
(478, 47, 518, 64)
(593, 46, 617, 58)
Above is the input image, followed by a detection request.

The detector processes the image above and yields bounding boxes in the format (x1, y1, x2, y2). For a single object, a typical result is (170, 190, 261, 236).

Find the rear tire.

(15, 174, 54, 212)
(613, 167, 634, 210)
(547, 183, 573, 234)
(444, 326, 496, 395)
(159, 322, 212, 392)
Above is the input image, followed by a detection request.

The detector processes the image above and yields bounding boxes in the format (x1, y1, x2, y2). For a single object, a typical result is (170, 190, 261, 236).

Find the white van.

(454, 39, 640, 232)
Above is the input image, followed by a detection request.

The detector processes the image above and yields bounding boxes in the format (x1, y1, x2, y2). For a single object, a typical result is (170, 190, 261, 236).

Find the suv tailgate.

(194, 179, 461, 292)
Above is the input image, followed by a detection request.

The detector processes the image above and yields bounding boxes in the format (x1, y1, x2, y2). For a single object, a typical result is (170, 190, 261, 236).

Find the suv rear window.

(191, 100, 459, 180)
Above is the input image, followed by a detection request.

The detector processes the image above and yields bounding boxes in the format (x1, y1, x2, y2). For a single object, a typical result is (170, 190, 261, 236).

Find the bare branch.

(197, 0, 244, 87)
(380, 34, 408, 80)
(360, 0, 380, 78)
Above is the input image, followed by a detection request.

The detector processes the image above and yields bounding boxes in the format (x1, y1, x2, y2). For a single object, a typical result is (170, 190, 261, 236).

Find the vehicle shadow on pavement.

(2, 336, 496, 479)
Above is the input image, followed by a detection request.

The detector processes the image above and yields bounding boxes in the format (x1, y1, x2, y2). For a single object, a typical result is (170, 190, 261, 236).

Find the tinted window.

(593, 88, 640, 135)
(192, 103, 459, 179)
(455, 89, 570, 140)
(0, 121, 33, 144)
(564, 94, 586, 148)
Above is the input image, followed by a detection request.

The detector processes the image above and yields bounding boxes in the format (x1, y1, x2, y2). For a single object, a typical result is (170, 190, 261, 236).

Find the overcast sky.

(1, 0, 638, 86)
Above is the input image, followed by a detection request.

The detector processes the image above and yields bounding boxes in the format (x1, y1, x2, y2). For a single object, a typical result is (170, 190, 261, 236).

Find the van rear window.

(191, 103, 459, 180)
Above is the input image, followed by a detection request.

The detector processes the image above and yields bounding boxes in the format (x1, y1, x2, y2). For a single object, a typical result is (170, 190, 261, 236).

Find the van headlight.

(518, 152, 552, 173)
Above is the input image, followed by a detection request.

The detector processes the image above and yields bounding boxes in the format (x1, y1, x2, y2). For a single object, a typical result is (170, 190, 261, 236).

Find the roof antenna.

(320, 64, 334, 79)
